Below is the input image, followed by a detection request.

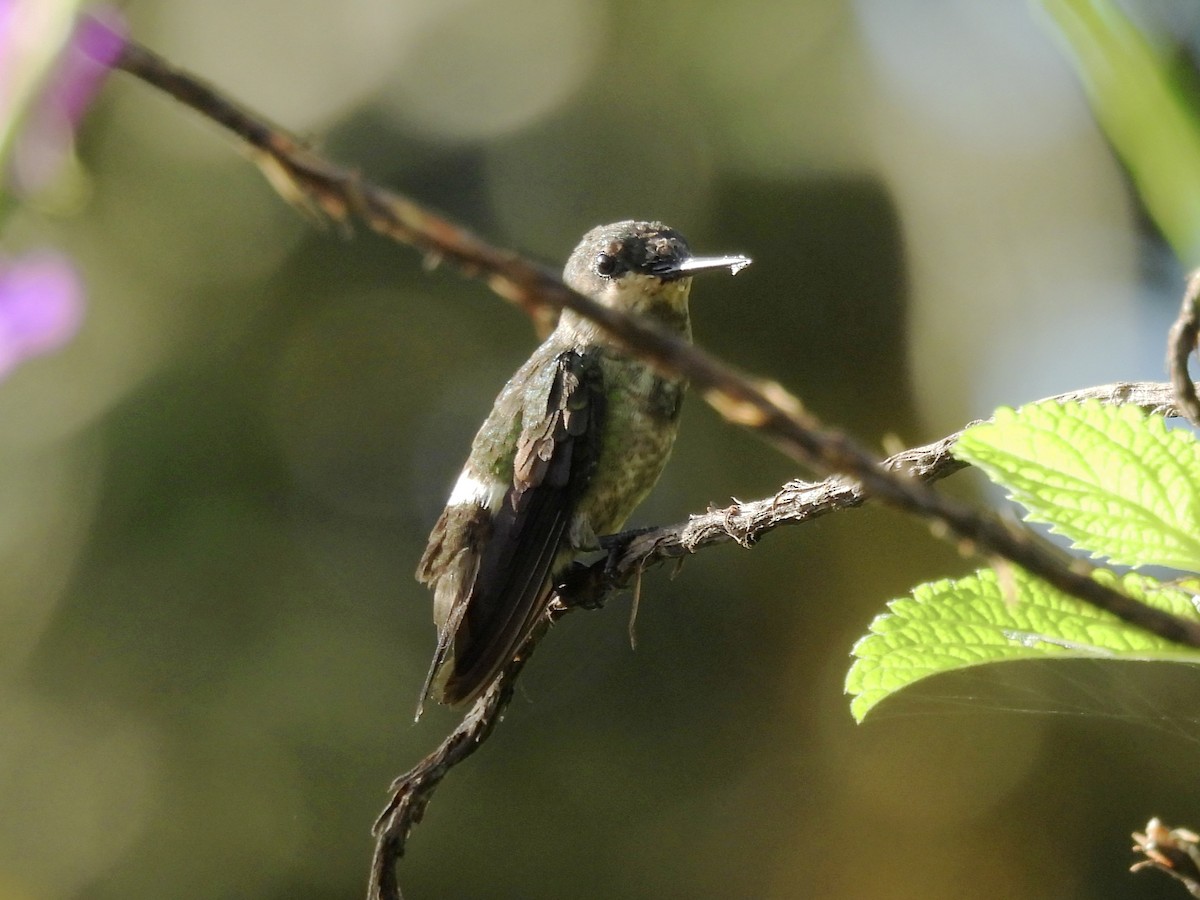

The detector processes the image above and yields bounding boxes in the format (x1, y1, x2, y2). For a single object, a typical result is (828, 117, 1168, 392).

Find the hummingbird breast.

(573, 352, 686, 541)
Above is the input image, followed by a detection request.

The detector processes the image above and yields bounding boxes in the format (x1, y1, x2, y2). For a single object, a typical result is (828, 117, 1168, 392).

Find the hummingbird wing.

(417, 347, 605, 711)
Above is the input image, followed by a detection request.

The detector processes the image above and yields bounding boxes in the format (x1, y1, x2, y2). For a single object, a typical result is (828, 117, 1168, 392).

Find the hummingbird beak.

(671, 253, 753, 278)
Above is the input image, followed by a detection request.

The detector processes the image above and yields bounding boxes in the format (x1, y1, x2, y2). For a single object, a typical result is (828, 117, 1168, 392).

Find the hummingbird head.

(559, 220, 750, 336)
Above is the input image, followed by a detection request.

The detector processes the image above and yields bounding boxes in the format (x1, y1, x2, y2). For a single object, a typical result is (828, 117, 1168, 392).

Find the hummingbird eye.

(594, 252, 618, 277)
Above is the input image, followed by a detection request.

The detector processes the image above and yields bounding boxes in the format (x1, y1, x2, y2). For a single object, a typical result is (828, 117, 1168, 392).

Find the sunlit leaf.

(846, 568, 1200, 722)
(953, 400, 1200, 572)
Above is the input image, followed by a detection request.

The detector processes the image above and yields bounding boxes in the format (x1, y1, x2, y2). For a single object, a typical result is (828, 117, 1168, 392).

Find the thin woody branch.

(367, 379, 1186, 900)
(1132, 818, 1200, 898)
(110, 38, 1200, 900)
(601, 380, 1182, 583)
(112, 41, 1200, 652)
(367, 645, 536, 900)
(1168, 269, 1200, 428)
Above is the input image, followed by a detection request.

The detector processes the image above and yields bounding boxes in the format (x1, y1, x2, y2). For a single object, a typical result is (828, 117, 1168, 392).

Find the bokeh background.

(6, 0, 1200, 897)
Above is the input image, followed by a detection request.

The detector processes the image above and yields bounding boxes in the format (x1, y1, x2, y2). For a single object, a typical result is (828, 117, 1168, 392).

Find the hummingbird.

(416, 220, 750, 714)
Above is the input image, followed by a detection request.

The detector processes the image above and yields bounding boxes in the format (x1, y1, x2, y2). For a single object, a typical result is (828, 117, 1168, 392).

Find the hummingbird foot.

(556, 560, 608, 610)
(556, 525, 653, 610)
(598, 525, 656, 577)
(597, 525, 657, 551)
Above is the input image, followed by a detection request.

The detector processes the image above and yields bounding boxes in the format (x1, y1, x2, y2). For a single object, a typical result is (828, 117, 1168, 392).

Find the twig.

(109, 38, 1200, 900)
(1168, 270, 1200, 427)
(112, 41, 1200, 649)
(1133, 818, 1200, 897)
(367, 636, 540, 900)
(599, 380, 1180, 583)
(368, 379, 1184, 900)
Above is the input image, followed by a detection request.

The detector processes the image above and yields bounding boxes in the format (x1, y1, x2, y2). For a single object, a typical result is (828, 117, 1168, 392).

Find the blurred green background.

(6, 0, 1200, 897)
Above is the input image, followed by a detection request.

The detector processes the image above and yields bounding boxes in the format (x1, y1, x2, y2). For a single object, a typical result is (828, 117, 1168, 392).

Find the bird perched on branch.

(416, 220, 750, 715)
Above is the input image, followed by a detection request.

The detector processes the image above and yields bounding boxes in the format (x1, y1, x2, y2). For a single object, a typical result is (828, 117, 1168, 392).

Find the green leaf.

(846, 568, 1200, 722)
(953, 400, 1200, 572)
(1037, 0, 1200, 262)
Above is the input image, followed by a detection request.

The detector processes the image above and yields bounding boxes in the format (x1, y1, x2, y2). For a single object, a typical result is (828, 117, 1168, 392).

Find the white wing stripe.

(447, 469, 505, 510)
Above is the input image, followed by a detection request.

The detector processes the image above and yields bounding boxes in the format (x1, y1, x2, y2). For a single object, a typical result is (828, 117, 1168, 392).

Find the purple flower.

(51, 11, 127, 124)
(4, 4, 127, 193)
(0, 5, 127, 381)
(0, 251, 84, 377)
